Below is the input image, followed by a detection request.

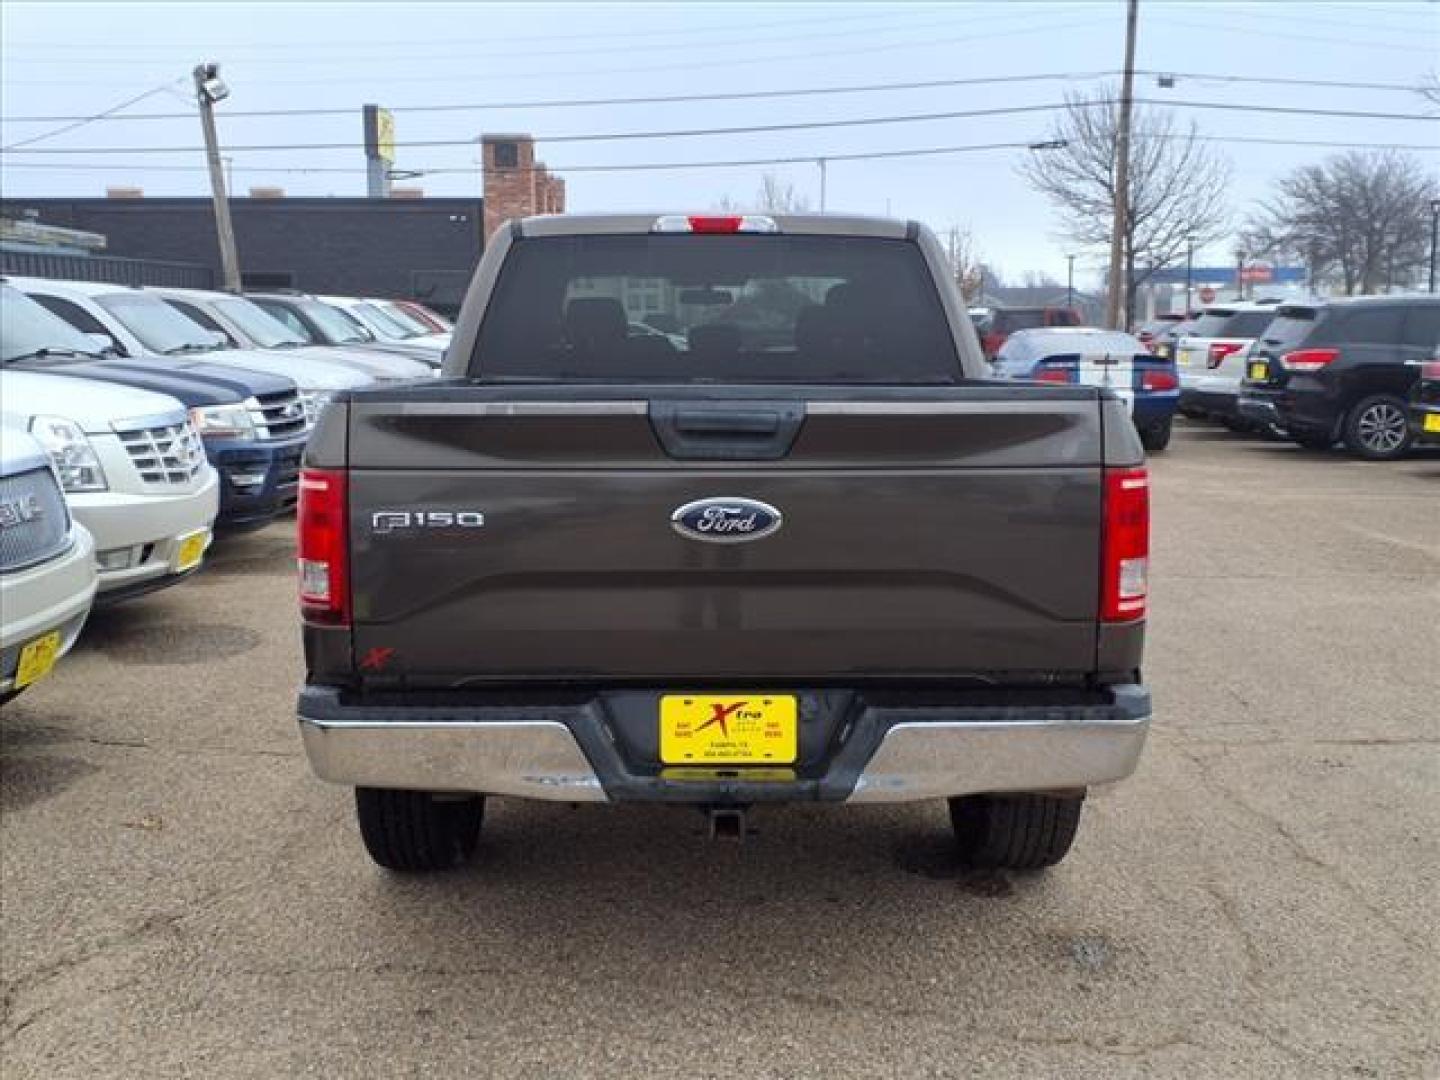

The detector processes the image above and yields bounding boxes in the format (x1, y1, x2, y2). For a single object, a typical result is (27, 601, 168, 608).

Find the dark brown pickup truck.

(295, 213, 1152, 874)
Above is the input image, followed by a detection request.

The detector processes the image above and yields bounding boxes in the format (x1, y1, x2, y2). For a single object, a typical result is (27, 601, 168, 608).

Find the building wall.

(0, 196, 485, 314)
(481, 134, 567, 239)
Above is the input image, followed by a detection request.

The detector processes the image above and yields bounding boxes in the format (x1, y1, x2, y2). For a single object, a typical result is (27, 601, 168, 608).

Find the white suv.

(1176, 302, 1281, 429)
(0, 424, 97, 703)
(1, 370, 220, 602)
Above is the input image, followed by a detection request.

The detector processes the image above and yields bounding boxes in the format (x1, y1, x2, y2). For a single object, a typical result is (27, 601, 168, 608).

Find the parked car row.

(1171, 294, 1439, 460)
(0, 277, 448, 701)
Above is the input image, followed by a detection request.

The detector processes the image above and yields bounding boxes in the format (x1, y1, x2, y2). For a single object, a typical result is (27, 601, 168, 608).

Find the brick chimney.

(105, 186, 144, 199)
(248, 186, 285, 199)
(482, 133, 565, 238)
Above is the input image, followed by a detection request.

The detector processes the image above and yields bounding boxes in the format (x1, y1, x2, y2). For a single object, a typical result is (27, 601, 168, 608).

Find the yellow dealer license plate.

(174, 529, 210, 572)
(1248, 362, 1268, 381)
(1424, 413, 1440, 434)
(659, 694, 797, 765)
(15, 630, 62, 688)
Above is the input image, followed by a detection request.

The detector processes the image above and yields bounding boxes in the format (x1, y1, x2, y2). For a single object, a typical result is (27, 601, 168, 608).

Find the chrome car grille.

(0, 466, 71, 573)
(115, 418, 207, 487)
(251, 390, 309, 441)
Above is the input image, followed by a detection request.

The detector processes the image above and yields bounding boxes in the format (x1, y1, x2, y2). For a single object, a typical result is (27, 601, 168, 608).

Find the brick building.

(481, 134, 566, 239)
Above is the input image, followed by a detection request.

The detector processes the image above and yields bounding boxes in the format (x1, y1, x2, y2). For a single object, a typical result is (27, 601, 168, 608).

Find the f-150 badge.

(371, 510, 485, 533)
(671, 497, 782, 544)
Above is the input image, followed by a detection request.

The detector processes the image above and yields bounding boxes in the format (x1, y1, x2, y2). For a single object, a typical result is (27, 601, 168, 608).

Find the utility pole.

(1429, 198, 1439, 293)
(817, 158, 827, 212)
(1105, 0, 1139, 330)
(194, 63, 241, 293)
(1183, 235, 1195, 314)
(1066, 254, 1076, 310)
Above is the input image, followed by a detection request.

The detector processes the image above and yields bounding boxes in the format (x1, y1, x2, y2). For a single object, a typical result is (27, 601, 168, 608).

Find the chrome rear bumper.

(298, 685, 1151, 803)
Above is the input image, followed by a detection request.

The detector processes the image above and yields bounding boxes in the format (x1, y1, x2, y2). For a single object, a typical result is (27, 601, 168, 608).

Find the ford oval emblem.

(671, 497, 783, 544)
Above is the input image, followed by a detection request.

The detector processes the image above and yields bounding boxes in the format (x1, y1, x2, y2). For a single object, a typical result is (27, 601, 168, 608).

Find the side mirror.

(83, 332, 117, 354)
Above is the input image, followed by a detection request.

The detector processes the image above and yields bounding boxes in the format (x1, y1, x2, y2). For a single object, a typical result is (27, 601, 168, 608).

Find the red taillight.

(687, 215, 744, 234)
(1420, 361, 1440, 380)
(1142, 369, 1179, 391)
(1206, 341, 1243, 369)
(297, 467, 350, 626)
(1280, 348, 1340, 373)
(1032, 367, 1072, 384)
(651, 214, 780, 234)
(1102, 466, 1149, 623)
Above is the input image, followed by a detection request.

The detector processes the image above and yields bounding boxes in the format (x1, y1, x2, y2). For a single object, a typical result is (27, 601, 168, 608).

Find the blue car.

(2, 281, 307, 529)
(991, 327, 1180, 453)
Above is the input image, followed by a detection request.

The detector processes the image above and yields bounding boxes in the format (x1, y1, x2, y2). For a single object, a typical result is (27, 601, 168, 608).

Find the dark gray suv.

(1238, 296, 1440, 460)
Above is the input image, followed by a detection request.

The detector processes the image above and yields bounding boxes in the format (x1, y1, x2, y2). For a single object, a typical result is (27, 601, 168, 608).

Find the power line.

(1, 69, 1428, 126)
(0, 72, 1117, 124)
(0, 14, 1107, 88)
(0, 11, 990, 66)
(1134, 70, 1430, 94)
(1149, 13, 1439, 53)
(1, 81, 185, 150)
(0, 4, 1051, 54)
(0, 101, 1107, 155)
(2, 134, 1435, 181)
(3, 97, 1433, 159)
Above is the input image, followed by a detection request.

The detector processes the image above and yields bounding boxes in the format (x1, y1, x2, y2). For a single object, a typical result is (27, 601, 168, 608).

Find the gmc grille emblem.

(0, 493, 44, 530)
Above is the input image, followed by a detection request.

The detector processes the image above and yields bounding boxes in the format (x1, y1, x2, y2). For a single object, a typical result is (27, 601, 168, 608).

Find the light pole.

(1184, 235, 1195, 315)
(1234, 246, 1247, 301)
(817, 158, 827, 212)
(1429, 197, 1439, 294)
(194, 63, 241, 293)
(1066, 254, 1076, 310)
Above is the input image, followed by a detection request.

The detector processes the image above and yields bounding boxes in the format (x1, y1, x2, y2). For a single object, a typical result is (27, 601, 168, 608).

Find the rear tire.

(949, 792, 1085, 870)
(354, 788, 484, 872)
(1138, 417, 1173, 454)
(1341, 394, 1412, 460)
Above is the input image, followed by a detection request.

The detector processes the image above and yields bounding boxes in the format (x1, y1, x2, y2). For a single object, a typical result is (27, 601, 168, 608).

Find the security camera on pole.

(194, 62, 241, 293)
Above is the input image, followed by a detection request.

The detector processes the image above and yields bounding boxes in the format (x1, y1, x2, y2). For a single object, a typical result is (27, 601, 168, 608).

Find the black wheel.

(950, 792, 1085, 870)
(0, 688, 24, 708)
(1292, 432, 1334, 451)
(354, 788, 484, 872)
(1342, 394, 1412, 460)
(1138, 417, 1173, 454)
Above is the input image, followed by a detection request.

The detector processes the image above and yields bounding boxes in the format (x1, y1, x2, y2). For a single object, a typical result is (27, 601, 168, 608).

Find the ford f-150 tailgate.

(335, 384, 1111, 683)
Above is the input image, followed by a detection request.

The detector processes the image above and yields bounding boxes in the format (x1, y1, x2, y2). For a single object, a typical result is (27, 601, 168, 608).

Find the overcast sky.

(2, 1, 1437, 285)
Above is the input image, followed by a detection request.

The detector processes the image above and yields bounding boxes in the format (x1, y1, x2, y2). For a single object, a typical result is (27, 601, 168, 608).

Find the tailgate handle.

(649, 401, 805, 461)
(673, 410, 781, 435)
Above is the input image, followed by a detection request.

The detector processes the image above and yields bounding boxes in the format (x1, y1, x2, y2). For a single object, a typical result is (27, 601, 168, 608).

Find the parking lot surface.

(2, 426, 1435, 1079)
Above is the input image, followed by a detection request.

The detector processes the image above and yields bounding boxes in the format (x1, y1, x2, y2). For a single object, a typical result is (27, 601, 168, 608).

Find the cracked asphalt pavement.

(2, 426, 1436, 1078)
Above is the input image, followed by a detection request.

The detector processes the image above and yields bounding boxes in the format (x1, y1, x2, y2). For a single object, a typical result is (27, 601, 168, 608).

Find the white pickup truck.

(1, 370, 219, 602)
(0, 424, 97, 703)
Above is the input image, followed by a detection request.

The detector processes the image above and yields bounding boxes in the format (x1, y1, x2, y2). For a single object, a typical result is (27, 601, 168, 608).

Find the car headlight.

(190, 403, 257, 440)
(29, 415, 107, 492)
(299, 390, 333, 426)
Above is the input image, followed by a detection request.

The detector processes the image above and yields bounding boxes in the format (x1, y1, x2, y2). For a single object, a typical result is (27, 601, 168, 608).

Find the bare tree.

(942, 223, 986, 301)
(716, 172, 812, 213)
(1418, 71, 1440, 113)
(1018, 86, 1230, 326)
(1244, 151, 1436, 295)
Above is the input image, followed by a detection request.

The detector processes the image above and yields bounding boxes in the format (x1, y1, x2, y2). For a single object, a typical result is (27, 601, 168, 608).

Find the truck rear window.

(470, 235, 961, 383)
